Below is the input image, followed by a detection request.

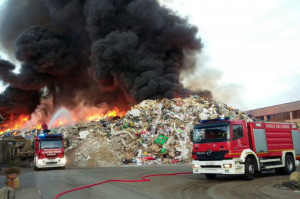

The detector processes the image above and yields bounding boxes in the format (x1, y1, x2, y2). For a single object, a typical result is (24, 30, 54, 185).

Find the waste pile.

(58, 95, 254, 167)
(0, 135, 34, 161)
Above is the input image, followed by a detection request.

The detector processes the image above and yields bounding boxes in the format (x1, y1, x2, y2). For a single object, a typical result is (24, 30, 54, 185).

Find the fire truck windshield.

(40, 140, 63, 149)
(193, 123, 230, 143)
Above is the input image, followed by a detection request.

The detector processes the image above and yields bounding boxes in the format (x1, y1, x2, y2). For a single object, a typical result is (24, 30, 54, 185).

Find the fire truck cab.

(34, 134, 68, 170)
(191, 118, 300, 180)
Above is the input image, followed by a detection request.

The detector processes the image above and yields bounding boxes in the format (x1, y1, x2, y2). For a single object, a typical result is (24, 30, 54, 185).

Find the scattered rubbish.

(59, 95, 254, 167)
(1, 95, 254, 167)
(155, 135, 168, 145)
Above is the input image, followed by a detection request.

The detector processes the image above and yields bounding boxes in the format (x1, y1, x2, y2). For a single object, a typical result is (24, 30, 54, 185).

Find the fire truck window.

(40, 140, 63, 149)
(193, 129, 205, 142)
(232, 125, 243, 140)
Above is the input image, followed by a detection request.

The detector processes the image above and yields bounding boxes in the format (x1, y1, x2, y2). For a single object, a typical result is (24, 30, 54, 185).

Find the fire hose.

(53, 171, 192, 199)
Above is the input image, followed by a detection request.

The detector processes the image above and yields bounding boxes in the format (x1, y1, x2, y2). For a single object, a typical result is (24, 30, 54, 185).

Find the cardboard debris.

(0, 95, 254, 167)
(59, 95, 254, 167)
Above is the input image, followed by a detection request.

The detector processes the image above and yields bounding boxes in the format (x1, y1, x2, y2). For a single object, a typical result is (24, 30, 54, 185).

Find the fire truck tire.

(244, 158, 255, 181)
(282, 155, 295, 175)
(205, 174, 216, 179)
(34, 166, 40, 171)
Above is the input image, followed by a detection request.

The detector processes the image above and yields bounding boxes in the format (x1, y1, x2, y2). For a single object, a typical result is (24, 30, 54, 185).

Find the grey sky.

(160, 0, 300, 110)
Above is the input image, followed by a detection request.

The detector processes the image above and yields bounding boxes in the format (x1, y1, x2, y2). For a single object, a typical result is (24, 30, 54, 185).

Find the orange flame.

(86, 107, 126, 122)
(50, 106, 126, 128)
(32, 124, 42, 130)
(0, 106, 127, 134)
(0, 115, 30, 135)
(106, 106, 126, 118)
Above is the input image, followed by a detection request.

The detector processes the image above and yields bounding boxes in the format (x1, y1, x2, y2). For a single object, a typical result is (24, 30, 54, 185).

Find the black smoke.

(0, 86, 39, 115)
(0, 0, 211, 118)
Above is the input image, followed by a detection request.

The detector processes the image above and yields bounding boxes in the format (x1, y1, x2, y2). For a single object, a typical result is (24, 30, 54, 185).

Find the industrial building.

(247, 100, 300, 128)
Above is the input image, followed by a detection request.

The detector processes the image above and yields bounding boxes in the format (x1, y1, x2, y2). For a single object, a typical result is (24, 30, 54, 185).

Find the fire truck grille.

(46, 162, 57, 164)
(193, 151, 229, 160)
(201, 165, 222, 168)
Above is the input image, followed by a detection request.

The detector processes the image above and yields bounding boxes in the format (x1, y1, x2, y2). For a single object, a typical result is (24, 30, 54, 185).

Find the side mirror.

(190, 130, 194, 142)
(64, 138, 69, 148)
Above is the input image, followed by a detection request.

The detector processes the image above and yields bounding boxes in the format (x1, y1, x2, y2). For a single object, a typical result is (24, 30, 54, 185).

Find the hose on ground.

(53, 171, 192, 199)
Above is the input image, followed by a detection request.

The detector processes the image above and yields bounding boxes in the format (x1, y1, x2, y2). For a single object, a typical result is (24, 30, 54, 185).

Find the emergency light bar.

(38, 134, 63, 137)
(198, 117, 230, 124)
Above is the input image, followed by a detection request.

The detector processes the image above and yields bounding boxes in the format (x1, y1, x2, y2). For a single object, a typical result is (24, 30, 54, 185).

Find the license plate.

(46, 162, 57, 164)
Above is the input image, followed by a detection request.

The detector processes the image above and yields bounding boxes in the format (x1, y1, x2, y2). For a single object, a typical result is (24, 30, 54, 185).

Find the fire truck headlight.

(193, 164, 200, 168)
(223, 164, 232, 168)
(38, 159, 43, 165)
(61, 157, 67, 164)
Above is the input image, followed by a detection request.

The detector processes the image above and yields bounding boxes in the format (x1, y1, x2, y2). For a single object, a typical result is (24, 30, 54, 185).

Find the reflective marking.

(228, 153, 241, 155)
(269, 149, 293, 152)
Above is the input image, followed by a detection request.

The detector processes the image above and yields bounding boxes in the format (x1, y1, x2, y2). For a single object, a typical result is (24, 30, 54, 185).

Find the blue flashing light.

(38, 133, 63, 137)
(198, 117, 230, 124)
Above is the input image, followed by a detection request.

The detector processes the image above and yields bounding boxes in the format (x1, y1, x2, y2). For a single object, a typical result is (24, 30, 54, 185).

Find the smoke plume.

(0, 0, 211, 122)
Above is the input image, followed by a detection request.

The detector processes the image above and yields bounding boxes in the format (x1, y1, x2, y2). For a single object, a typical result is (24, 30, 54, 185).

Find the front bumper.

(35, 157, 66, 168)
(192, 159, 245, 175)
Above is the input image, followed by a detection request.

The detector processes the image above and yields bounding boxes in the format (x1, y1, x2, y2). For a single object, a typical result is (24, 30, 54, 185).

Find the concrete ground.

(0, 164, 299, 199)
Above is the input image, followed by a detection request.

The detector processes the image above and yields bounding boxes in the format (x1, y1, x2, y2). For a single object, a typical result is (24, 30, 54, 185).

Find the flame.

(107, 107, 126, 118)
(0, 106, 127, 134)
(32, 124, 42, 130)
(50, 106, 126, 128)
(86, 107, 126, 122)
(0, 115, 30, 135)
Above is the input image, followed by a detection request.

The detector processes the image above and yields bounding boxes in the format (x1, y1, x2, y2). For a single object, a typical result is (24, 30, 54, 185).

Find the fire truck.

(34, 134, 69, 170)
(191, 118, 300, 180)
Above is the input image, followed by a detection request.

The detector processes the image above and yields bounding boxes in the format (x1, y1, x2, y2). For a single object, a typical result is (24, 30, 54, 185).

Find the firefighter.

(206, 130, 216, 139)
(41, 121, 50, 134)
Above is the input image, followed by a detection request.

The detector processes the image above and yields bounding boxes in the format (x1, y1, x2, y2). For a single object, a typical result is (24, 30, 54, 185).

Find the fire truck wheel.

(244, 158, 255, 181)
(205, 174, 216, 179)
(34, 166, 40, 171)
(282, 155, 295, 175)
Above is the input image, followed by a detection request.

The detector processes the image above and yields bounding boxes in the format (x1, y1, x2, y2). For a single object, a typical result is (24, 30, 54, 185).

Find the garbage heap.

(0, 136, 34, 161)
(59, 96, 254, 167)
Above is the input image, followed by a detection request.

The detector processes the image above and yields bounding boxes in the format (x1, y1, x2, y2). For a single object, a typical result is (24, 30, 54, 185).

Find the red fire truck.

(34, 134, 68, 170)
(191, 118, 300, 180)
